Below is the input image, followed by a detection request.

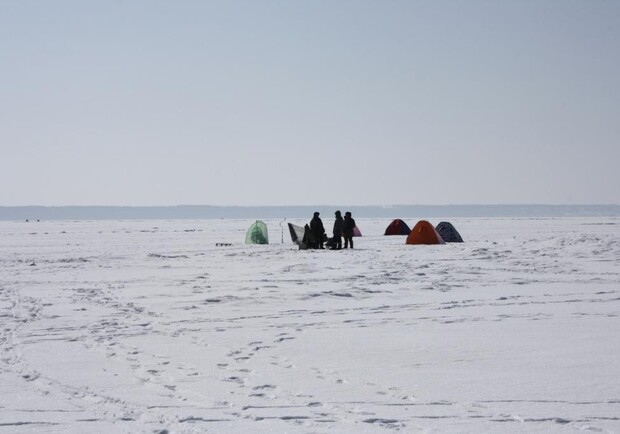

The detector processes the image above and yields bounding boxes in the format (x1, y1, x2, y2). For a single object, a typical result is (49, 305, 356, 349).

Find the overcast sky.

(1, 1, 618, 206)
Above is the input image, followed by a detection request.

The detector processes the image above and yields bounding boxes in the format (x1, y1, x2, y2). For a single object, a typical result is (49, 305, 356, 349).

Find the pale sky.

(1, 1, 619, 206)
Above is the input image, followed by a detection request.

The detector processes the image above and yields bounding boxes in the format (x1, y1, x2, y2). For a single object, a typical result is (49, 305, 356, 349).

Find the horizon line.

(2, 203, 619, 208)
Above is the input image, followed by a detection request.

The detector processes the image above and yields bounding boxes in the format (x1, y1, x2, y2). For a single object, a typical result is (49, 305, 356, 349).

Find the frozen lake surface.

(1, 217, 619, 433)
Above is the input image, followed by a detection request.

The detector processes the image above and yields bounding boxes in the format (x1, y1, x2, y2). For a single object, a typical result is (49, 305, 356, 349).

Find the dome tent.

(384, 219, 411, 235)
(245, 221, 269, 244)
(406, 220, 445, 245)
(435, 221, 464, 243)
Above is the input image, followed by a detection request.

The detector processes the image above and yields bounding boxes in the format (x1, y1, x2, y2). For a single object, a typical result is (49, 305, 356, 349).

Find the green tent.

(245, 220, 269, 244)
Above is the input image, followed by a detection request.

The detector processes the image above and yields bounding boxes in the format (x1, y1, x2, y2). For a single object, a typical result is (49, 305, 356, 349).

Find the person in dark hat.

(331, 210, 344, 250)
(343, 211, 356, 249)
(310, 211, 325, 249)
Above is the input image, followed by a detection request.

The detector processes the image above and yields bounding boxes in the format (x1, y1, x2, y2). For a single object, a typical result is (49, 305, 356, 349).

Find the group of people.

(308, 210, 356, 250)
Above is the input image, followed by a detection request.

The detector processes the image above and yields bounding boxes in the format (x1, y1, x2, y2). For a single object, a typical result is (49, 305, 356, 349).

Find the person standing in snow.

(332, 210, 344, 250)
(343, 211, 356, 249)
(310, 212, 325, 249)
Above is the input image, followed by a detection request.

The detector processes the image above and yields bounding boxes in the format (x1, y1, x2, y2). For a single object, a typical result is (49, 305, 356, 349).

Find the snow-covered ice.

(1, 217, 619, 433)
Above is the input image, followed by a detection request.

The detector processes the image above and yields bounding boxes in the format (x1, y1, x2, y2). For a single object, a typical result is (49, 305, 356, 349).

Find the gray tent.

(435, 221, 464, 243)
(288, 223, 304, 245)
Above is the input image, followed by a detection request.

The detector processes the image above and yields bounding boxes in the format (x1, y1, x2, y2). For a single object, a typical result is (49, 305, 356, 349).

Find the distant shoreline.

(1, 205, 619, 220)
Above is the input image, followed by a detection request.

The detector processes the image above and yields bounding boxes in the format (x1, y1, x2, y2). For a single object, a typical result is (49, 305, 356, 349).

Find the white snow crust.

(1, 217, 619, 433)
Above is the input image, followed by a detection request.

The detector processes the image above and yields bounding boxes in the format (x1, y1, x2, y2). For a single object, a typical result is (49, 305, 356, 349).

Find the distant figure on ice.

(331, 210, 344, 250)
(310, 212, 325, 249)
(343, 211, 356, 249)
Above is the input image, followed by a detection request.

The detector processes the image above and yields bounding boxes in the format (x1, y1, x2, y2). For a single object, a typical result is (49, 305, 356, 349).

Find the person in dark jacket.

(310, 212, 325, 249)
(343, 211, 356, 249)
(332, 210, 344, 250)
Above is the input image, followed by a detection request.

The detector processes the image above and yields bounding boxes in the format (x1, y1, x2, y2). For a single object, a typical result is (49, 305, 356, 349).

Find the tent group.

(247, 219, 463, 246)
(384, 219, 463, 244)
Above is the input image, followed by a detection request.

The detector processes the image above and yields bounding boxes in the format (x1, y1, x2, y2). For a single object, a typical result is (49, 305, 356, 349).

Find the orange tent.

(406, 220, 445, 245)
